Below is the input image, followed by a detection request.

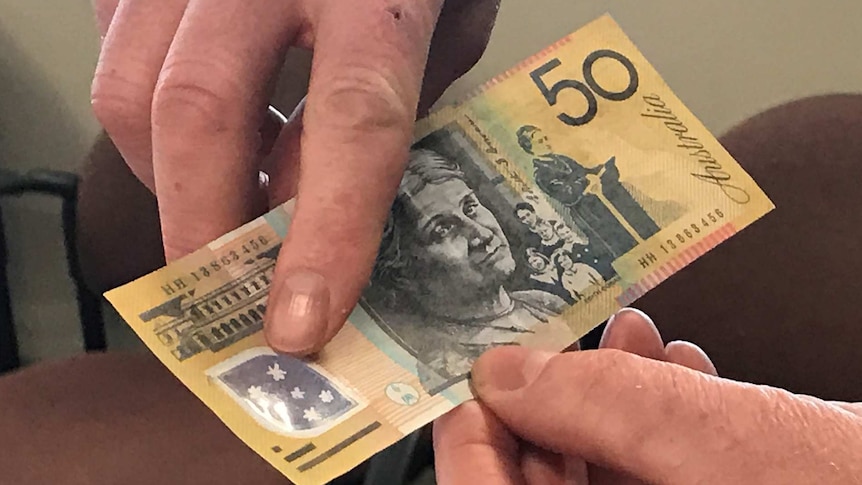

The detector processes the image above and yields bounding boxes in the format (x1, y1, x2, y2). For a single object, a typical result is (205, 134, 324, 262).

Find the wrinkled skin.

(434, 309, 862, 485)
(90, 0, 501, 354)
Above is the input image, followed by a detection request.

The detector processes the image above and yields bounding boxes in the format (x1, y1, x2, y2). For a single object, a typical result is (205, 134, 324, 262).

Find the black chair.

(0, 168, 106, 373)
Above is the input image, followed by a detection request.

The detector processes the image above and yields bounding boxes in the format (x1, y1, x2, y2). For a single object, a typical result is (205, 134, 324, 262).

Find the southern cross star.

(303, 407, 321, 422)
(266, 363, 287, 381)
(247, 385, 268, 402)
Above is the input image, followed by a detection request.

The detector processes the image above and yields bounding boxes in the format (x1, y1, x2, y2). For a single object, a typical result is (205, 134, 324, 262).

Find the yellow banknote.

(105, 14, 773, 485)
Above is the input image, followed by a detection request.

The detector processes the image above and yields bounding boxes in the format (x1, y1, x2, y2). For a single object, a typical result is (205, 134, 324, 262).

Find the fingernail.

(599, 307, 655, 348)
(472, 346, 555, 394)
(269, 269, 329, 353)
(665, 340, 718, 376)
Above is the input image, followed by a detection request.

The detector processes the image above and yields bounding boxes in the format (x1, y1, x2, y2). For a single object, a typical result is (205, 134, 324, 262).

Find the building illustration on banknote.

(138, 244, 280, 361)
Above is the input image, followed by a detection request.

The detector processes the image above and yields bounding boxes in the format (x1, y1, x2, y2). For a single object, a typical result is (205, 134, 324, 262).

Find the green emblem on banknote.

(105, 14, 774, 485)
(384, 383, 420, 406)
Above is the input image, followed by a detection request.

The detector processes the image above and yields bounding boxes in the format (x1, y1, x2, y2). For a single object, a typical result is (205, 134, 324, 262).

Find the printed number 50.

(530, 49, 639, 127)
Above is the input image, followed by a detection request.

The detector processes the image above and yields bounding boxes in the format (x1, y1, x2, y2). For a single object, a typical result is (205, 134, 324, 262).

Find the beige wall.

(1, 0, 861, 362)
(1, 0, 103, 362)
(1, 0, 102, 171)
(441, 0, 862, 134)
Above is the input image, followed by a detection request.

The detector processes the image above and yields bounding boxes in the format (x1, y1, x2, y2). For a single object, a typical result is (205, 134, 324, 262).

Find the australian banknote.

(105, 14, 775, 485)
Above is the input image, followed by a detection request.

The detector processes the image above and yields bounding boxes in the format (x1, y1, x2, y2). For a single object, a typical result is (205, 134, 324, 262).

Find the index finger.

(265, 0, 444, 353)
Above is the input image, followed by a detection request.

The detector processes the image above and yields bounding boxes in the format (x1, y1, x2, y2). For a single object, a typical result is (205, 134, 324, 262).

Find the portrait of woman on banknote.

(360, 129, 575, 395)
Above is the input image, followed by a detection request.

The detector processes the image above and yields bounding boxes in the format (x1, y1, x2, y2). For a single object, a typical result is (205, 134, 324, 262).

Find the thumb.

(470, 346, 861, 484)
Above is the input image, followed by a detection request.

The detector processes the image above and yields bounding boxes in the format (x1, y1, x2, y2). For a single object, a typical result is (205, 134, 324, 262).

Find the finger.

(831, 402, 862, 417)
(91, 0, 188, 191)
(590, 307, 666, 485)
(596, 311, 713, 485)
(664, 340, 718, 376)
(797, 395, 862, 418)
(521, 444, 588, 485)
(265, 0, 444, 354)
(151, 0, 298, 260)
(472, 346, 862, 484)
(566, 457, 590, 485)
(433, 401, 524, 485)
(598, 307, 666, 360)
(91, 0, 120, 37)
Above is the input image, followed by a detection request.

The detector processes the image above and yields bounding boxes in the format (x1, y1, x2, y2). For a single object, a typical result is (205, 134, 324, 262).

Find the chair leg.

(0, 208, 21, 373)
(0, 168, 108, 358)
(61, 197, 106, 352)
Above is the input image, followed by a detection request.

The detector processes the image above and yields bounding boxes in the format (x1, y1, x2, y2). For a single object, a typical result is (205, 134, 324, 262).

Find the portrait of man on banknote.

(360, 127, 575, 395)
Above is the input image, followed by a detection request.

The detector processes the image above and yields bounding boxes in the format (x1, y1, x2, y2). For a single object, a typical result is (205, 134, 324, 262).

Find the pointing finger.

(265, 0, 444, 354)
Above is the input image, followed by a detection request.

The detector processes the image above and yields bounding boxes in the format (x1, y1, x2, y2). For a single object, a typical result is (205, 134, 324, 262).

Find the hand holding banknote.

(435, 309, 862, 485)
(104, 17, 778, 484)
(90, 0, 500, 354)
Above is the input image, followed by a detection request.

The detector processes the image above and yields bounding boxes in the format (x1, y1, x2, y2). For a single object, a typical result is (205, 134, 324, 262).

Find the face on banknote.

(105, 14, 774, 485)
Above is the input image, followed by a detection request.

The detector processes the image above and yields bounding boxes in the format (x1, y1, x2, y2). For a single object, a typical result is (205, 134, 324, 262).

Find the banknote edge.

(441, 13, 617, 111)
(99, 13, 779, 484)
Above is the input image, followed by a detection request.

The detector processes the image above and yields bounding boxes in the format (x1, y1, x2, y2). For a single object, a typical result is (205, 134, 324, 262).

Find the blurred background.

(1, 0, 861, 390)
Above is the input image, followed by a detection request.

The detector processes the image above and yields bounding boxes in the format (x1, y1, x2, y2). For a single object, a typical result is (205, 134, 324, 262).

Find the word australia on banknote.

(105, 14, 774, 485)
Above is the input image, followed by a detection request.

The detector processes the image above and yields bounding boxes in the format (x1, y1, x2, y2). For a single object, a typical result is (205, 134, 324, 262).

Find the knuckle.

(152, 59, 242, 133)
(313, 67, 412, 136)
(752, 386, 806, 434)
(90, 68, 152, 137)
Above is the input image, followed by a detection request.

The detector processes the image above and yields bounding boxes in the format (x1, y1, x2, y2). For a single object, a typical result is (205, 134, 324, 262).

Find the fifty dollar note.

(106, 14, 774, 485)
